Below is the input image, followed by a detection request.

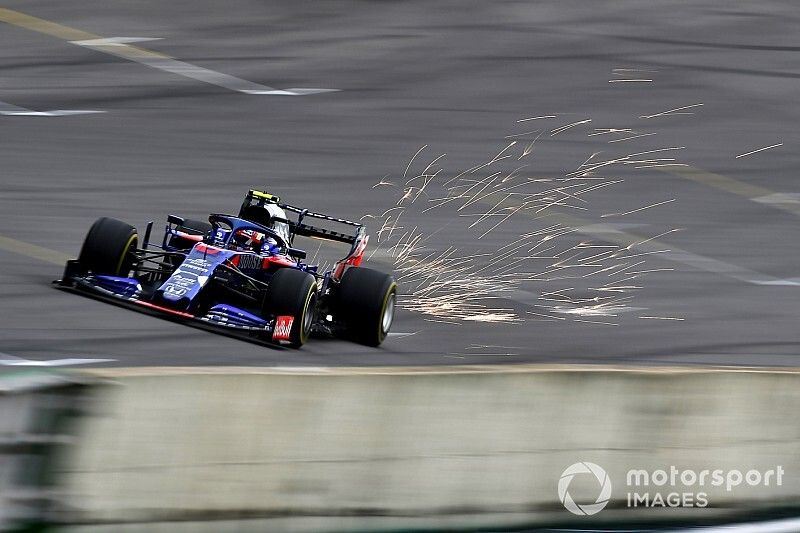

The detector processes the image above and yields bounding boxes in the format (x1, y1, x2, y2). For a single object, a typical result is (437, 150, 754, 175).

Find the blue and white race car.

(56, 190, 397, 347)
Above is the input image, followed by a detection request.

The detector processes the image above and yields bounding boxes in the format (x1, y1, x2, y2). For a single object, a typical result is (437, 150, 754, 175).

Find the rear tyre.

(264, 268, 317, 347)
(78, 217, 138, 276)
(337, 267, 397, 346)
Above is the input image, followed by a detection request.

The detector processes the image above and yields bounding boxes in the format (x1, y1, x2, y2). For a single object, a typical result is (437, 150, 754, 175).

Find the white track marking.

(387, 331, 418, 338)
(754, 193, 800, 205)
(0, 8, 336, 96)
(569, 219, 799, 286)
(0, 352, 115, 366)
(661, 166, 800, 218)
(482, 192, 800, 288)
(0, 99, 104, 117)
(71, 38, 338, 96)
(751, 278, 800, 286)
(2, 110, 105, 117)
(71, 36, 163, 46)
(263, 87, 340, 96)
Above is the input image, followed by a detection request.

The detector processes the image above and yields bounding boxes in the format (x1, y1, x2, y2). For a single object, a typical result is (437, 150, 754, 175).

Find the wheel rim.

(381, 292, 396, 334)
(116, 235, 138, 275)
(301, 293, 316, 340)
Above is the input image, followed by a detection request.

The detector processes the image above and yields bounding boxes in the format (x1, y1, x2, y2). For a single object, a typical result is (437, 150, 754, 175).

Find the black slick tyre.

(78, 217, 138, 276)
(337, 267, 397, 346)
(264, 268, 317, 347)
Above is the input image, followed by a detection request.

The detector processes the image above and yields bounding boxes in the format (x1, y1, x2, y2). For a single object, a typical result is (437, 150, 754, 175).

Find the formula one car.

(55, 190, 397, 347)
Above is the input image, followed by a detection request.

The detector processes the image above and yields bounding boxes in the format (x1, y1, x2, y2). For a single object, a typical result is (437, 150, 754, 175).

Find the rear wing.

(239, 190, 368, 277)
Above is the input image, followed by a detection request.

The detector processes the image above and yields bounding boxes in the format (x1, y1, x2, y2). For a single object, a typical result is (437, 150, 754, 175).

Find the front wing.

(54, 261, 292, 347)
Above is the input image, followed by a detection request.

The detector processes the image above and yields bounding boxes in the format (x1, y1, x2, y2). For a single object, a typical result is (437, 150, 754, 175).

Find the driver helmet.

(232, 229, 283, 254)
(261, 203, 290, 244)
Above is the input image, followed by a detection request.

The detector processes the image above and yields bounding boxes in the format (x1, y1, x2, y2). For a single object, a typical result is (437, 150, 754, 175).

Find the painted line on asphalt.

(659, 165, 800, 218)
(0, 234, 70, 265)
(479, 193, 800, 287)
(562, 211, 800, 286)
(71, 36, 163, 46)
(0, 358, 116, 367)
(0, 8, 338, 96)
(0, 352, 115, 366)
(69, 46, 339, 96)
(0, 99, 104, 117)
(753, 193, 800, 206)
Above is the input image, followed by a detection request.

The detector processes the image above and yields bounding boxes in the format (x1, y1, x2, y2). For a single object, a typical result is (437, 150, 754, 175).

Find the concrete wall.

(0, 371, 89, 531)
(55, 366, 800, 530)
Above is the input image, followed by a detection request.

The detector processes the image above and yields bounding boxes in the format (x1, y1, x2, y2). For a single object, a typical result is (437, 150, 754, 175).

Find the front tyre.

(338, 267, 397, 346)
(264, 268, 317, 347)
(78, 217, 138, 276)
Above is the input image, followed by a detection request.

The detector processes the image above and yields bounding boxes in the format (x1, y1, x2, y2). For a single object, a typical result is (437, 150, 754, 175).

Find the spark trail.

(367, 111, 683, 325)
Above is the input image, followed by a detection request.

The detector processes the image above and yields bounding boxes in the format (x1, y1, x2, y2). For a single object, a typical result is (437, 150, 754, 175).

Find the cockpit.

(207, 215, 287, 255)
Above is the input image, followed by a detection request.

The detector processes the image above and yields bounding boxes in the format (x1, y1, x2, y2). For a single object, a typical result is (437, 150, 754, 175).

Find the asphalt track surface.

(1, 1, 800, 367)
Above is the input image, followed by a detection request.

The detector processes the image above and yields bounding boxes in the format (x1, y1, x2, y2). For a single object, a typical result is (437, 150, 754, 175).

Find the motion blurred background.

(1, 1, 800, 531)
